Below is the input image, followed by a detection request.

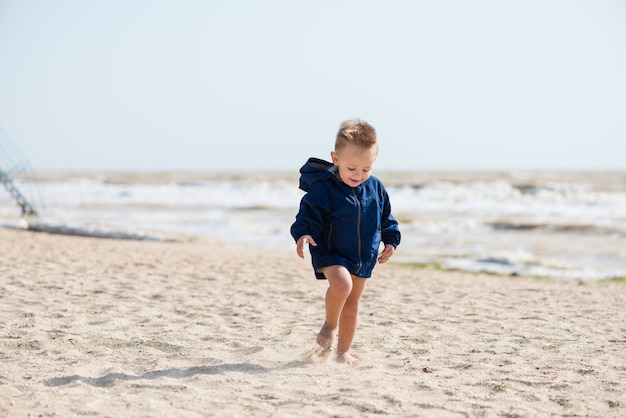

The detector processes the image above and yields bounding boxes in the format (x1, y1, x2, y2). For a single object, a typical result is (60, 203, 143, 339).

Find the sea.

(1, 170, 625, 281)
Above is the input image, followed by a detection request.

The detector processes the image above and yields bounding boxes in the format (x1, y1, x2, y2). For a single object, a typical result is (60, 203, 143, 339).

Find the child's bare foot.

(336, 350, 360, 365)
(316, 322, 336, 349)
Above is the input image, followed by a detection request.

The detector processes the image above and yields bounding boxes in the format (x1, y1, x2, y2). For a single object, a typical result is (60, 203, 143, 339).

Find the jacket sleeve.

(380, 186, 401, 248)
(290, 182, 329, 242)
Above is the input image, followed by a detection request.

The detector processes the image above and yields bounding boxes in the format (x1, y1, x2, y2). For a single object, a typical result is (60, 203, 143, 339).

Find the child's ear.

(330, 151, 338, 165)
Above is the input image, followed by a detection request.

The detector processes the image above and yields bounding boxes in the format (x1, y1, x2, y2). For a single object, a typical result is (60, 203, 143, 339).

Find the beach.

(0, 227, 624, 417)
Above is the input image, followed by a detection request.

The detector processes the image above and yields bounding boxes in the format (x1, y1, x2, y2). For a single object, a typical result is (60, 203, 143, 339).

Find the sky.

(0, 0, 625, 172)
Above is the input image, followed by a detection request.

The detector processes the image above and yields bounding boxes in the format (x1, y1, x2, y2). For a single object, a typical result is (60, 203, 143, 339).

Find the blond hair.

(335, 119, 378, 151)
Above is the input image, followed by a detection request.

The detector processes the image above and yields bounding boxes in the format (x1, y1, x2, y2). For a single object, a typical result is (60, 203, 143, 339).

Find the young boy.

(290, 118, 401, 364)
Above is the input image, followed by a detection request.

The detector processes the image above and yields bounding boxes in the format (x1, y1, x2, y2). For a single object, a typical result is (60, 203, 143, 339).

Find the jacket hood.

(298, 157, 336, 192)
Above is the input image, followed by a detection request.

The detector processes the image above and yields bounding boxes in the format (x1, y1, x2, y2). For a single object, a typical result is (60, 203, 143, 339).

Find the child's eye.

(347, 167, 356, 171)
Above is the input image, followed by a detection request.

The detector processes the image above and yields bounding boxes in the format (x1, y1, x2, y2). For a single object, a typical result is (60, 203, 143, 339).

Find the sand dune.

(0, 228, 624, 417)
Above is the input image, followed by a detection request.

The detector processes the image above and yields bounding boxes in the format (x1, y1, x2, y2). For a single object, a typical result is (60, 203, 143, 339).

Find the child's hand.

(296, 235, 317, 259)
(378, 244, 395, 264)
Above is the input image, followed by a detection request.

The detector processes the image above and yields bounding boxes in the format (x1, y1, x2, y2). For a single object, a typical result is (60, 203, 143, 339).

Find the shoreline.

(1, 228, 625, 417)
(7, 223, 626, 282)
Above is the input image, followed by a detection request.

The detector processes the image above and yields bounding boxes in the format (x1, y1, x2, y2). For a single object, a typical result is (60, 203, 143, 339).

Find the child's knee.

(324, 266, 353, 295)
(331, 277, 353, 296)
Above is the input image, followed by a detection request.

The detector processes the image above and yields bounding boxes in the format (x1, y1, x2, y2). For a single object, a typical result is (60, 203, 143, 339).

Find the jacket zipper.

(352, 189, 362, 274)
(327, 223, 333, 250)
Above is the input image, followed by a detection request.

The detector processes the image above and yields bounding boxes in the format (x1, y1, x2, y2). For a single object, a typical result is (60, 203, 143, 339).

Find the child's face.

(331, 143, 378, 188)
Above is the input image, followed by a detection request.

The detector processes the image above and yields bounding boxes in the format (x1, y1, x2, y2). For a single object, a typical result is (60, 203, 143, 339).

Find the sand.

(0, 228, 624, 417)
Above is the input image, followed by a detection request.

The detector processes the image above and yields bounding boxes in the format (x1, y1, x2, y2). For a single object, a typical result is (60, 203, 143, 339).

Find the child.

(290, 118, 401, 364)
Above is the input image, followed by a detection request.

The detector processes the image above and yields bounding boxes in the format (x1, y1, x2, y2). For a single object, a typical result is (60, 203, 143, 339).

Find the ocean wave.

(390, 180, 626, 205)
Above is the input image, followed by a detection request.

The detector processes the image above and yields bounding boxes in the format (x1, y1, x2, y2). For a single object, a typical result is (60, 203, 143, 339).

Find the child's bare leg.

(336, 276, 367, 364)
(317, 266, 353, 349)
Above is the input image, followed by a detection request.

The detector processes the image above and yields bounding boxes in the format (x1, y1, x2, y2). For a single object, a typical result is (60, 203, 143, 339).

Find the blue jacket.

(290, 157, 401, 279)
